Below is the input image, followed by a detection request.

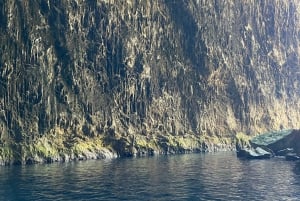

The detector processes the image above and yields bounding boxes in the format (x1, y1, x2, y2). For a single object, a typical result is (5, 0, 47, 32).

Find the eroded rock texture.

(0, 0, 299, 164)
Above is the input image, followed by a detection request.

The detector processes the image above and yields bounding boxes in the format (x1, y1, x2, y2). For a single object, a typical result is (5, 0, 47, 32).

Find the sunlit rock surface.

(0, 0, 299, 164)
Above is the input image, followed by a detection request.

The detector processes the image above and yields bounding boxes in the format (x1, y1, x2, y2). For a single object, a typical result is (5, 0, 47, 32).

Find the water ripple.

(0, 152, 299, 200)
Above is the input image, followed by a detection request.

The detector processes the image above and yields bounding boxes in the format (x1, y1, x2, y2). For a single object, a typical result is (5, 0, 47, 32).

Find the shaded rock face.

(237, 129, 300, 160)
(236, 147, 272, 160)
(251, 129, 300, 156)
(0, 1, 299, 163)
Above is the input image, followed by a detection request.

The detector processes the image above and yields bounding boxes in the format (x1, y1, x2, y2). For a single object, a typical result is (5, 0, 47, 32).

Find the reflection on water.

(0, 152, 299, 201)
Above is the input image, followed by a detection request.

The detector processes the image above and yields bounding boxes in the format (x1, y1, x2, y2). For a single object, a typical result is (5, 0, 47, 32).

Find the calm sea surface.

(0, 152, 299, 201)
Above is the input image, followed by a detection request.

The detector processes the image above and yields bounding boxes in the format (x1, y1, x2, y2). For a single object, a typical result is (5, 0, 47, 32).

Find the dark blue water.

(0, 152, 300, 201)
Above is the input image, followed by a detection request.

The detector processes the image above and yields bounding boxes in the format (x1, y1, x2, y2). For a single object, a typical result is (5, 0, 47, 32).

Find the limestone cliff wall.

(0, 0, 299, 163)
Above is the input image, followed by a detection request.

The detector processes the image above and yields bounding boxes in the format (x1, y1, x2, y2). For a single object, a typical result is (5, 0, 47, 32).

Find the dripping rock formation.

(0, 0, 299, 164)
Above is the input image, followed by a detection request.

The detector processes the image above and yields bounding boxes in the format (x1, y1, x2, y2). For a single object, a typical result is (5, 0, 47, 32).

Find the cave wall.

(0, 0, 299, 147)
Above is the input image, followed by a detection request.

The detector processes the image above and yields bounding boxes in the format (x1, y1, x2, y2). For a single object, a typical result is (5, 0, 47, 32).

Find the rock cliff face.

(0, 0, 299, 164)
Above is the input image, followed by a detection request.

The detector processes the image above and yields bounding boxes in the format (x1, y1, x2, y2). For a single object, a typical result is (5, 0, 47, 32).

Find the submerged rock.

(276, 148, 294, 156)
(285, 153, 300, 161)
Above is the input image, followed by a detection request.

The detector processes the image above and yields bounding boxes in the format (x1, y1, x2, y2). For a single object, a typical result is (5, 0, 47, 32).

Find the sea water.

(0, 152, 299, 201)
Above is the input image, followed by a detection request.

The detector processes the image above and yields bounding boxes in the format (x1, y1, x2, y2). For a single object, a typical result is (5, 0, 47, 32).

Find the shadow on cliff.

(164, 0, 207, 75)
(164, 0, 208, 133)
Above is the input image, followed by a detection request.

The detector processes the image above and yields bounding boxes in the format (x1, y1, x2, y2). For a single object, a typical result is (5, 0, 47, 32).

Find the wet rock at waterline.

(236, 129, 300, 160)
(285, 153, 300, 161)
(236, 147, 272, 159)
